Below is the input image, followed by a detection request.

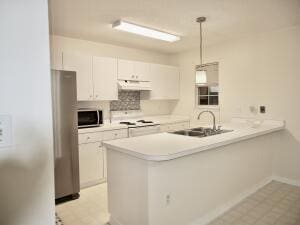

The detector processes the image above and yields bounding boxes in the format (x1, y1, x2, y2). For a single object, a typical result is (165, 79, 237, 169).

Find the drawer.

(78, 132, 103, 144)
(102, 129, 128, 141)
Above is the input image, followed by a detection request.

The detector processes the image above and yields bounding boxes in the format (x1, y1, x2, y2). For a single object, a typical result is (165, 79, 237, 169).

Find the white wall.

(0, 1, 55, 225)
(50, 35, 177, 118)
(172, 26, 300, 182)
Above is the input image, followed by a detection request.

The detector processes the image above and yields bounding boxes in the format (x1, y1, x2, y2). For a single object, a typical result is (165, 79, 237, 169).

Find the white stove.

(110, 110, 160, 137)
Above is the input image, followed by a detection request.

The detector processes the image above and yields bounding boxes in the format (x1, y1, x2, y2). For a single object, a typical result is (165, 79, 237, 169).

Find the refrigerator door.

(51, 70, 80, 199)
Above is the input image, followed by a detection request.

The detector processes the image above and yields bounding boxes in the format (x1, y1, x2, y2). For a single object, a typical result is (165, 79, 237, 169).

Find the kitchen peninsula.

(104, 119, 284, 225)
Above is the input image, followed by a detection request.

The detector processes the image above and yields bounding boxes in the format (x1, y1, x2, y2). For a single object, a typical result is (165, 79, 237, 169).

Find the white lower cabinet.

(79, 142, 104, 189)
(78, 128, 128, 189)
(160, 121, 190, 132)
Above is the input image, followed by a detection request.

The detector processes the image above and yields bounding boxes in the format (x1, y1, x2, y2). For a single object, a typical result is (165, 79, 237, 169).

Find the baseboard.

(109, 216, 123, 225)
(272, 176, 300, 187)
(189, 176, 273, 225)
(80, 178, 106, 189)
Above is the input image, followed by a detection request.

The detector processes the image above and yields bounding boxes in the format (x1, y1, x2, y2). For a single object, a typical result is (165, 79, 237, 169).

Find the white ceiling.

(49, 0, 300, 54)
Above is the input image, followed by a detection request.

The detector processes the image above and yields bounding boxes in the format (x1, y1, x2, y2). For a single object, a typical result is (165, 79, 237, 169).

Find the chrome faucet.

(197, 110, 217, 131)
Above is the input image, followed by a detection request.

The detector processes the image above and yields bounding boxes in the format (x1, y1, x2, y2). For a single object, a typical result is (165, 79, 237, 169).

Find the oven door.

(78, 109, 102, 128)
(128, 125, 160, 137)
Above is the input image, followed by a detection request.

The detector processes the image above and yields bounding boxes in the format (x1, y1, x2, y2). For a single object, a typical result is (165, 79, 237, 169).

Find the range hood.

(118, 80, 151, 91)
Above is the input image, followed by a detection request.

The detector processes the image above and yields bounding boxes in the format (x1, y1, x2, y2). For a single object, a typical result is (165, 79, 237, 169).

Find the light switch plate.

(0, 115, 13, 148)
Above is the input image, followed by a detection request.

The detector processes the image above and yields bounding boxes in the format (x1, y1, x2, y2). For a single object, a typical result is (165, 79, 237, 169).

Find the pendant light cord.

(197, 17, 206, 66)
(200, 21, 203, 65)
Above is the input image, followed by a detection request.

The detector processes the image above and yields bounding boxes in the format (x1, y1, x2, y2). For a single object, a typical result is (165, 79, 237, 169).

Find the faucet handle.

(217, 125, 222, 131)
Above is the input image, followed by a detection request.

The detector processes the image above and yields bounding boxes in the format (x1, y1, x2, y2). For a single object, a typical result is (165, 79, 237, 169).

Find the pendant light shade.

(196, 70, 207, 84)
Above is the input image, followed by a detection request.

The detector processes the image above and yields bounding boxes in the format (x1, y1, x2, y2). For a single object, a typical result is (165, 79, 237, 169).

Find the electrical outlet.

(166, 194, 171, 205)
(0, 115, 12, 148)
(260, 106, 266, 114)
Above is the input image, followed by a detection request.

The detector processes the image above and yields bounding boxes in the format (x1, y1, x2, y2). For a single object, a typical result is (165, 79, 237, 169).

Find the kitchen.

(1, 1, 300, 225)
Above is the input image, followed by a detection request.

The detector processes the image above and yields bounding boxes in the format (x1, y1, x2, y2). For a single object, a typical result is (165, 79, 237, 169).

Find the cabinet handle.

(86, 136, 90, 139)
(136, 75, 138, 79)
(131, 75, 135, 78)
(90, 95, 93, 98)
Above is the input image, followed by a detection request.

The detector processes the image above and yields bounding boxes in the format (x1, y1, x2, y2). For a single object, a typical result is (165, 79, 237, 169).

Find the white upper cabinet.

(132, 61, 150, 81)
(145, 64, 180, 100)
(62, 53, 94, 101)
(117, 59, 133, 80)
(118, 59, 150, 81)
(62, 53, 118, 101)
(93, 56, 118, 101)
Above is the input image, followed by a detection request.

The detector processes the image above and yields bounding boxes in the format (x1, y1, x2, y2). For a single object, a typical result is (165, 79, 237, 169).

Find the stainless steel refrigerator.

(51, 70, 80, 201)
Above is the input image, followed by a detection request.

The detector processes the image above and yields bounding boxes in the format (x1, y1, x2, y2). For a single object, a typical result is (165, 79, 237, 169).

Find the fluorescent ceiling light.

(112, 20, 180, 42)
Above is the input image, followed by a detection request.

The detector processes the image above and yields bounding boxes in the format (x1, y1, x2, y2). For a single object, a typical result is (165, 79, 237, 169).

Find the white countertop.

(78, 114, 190, 134)
(104, 119, 285, 161)
(78, 123, 128, 134)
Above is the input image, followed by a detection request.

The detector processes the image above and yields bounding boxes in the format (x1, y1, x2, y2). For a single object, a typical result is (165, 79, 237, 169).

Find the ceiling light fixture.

(196, 17, 207, 85)
(112, 20, 180, 42)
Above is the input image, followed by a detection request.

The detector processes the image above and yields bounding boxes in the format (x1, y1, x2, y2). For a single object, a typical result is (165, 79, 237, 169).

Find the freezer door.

(51, 70, 80, 199)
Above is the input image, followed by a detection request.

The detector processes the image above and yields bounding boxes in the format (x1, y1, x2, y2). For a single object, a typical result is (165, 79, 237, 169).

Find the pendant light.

(195, 17, 207, 85)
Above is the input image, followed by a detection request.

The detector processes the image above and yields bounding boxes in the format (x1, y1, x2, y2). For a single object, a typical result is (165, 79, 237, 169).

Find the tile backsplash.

(110, 91, 140, 111)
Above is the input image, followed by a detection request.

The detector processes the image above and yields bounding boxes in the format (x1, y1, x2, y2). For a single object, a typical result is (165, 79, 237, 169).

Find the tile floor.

(208, 181, 300, 225)
(56, 181, 300, 225)
(56, 183, 109, 225)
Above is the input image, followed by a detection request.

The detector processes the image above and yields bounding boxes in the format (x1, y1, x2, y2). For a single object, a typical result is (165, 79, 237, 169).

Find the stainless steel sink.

(171, 127, 233, 138)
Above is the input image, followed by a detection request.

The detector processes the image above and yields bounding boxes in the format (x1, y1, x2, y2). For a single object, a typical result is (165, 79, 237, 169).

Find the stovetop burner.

(136, 120, 154, 124)
(120, 121, 136, 126)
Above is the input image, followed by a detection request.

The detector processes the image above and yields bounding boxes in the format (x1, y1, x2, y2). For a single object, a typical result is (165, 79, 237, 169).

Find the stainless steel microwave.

(78, 109, 103, 128)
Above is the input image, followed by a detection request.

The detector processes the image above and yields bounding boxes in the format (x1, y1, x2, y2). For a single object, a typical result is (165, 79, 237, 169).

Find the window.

(195, 62, 219, 108)
(197, 85, 219, 106)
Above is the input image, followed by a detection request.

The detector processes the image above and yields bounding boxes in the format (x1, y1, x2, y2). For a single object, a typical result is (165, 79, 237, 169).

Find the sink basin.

(171, 127, 233, 138)
(173, 130, 206, 137)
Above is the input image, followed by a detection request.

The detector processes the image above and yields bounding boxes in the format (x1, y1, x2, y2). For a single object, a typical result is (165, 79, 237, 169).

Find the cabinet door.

(132, 61, 150, 81)
(63, 53, 93, 101)
(79, 142, 104, 188)
(147, 64, 165, 99)
(93, 56, 118, 100)
(117, 59, 134, 80)
(103, 147, 107, 179)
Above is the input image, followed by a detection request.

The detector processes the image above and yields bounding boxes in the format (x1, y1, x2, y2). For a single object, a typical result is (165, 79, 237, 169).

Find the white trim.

(197, 105, 220, 110)
(272, 176, 300, 187)
(188, 176, 273, 225)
